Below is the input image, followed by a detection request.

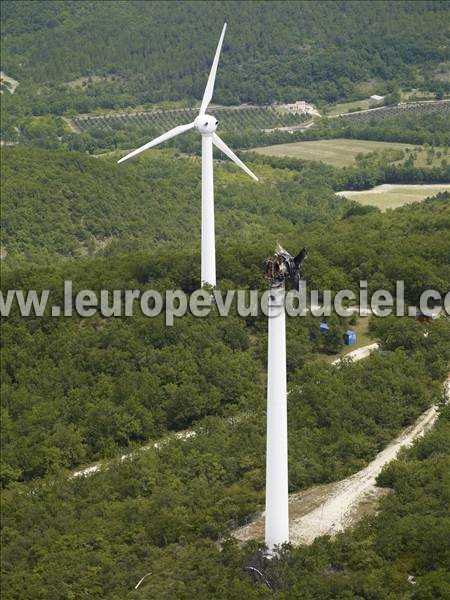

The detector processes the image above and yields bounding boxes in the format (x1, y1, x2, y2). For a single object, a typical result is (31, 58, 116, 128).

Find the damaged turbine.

(264, 244, 307, 290)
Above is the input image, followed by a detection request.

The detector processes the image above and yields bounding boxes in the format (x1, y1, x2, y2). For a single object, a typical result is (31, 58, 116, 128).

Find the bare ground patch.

(233, 401, 441, 546)
(0, 71, 19, 94)
(336, 183, 450, 210)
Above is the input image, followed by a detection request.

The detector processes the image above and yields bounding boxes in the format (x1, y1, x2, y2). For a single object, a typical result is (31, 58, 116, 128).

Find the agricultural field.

(325, 91, 446, 116)
(336, 99, 449, 124)
(70, 106, 307, 134)
(252, 138, 447, 168)
(325, 98, 372, 116)
(336, 183, 450, 210)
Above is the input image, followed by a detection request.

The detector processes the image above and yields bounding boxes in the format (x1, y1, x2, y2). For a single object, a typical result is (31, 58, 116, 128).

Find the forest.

(2, 145, 448, 596)
(1, 152, 449, 482)
(1, 145, 449, 487)
(2, 318, 449, 598)
(2, 162, 450, 596)
(1, 146, 449, 306)
(0, 145, 350, 265)
(2, 1, 449, 114)
(1, 2, 450, 598)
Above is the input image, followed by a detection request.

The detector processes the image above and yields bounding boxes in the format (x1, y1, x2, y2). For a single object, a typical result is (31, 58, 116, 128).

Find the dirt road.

(234, 380, 448, 545)
(73, 346, 447, 548)
(72, 343, 379, 479)
(72, 429, 197, 478)
(331, 342, 379, 365)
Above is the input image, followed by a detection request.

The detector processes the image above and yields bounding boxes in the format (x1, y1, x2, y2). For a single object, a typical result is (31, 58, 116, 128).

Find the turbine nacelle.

(264, 245, 308, 291)
(194, 114, 219, 134)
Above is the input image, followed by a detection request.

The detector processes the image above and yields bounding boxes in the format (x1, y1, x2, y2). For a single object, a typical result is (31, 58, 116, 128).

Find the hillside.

(2, 193, 449, 484)
(1, 0, 449, 115)
(0, 146, 350, 265)
(1, 3, 450, 598)
(2, 176, 449, 596)
(1, 316, 449, 597)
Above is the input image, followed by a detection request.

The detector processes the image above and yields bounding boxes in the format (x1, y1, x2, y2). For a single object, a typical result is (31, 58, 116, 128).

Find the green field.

(252, 138, 446, 168)
(336, 183, 450, 210)
(326, 98, 372, 115)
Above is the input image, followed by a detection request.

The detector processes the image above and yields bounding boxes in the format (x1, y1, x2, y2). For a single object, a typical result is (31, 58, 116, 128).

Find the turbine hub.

(195, 114, 218, 134)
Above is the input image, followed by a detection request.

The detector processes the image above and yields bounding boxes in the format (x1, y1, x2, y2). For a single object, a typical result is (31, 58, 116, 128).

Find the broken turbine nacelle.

(264, 243, 307, 290)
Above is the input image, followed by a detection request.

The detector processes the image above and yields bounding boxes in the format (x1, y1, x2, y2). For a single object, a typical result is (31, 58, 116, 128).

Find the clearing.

(0, 71, 19, 94)
(309, 314, 374, 365)
(66, 74, 123, 89)
(252, 138, 446, 168)
(71, 342, 378, 480)
(336, 183, 450, 210)
(326, 99, 372, 116)
(233, 392, 444, 545)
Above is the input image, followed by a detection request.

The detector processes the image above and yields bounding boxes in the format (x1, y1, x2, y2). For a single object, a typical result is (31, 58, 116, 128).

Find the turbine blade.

(199, 23, 227, 115)
(117, 122, 195, 163)
(212, 133, 258, 181)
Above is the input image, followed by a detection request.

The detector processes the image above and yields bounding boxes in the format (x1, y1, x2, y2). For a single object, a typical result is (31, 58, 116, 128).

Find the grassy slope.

(252, 138, 446, 168)
(326, 99, 373, 116)
(336, 184, 450, 210)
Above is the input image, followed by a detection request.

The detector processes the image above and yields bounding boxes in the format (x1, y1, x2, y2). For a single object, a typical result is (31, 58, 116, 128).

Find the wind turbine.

(117, 23, 258, 287)
(264, 245, 307, 553)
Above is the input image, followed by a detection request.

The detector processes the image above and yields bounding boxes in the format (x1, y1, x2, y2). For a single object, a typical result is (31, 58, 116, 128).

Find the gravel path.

(234, 379, 448, 545)
(331, 342, 379, 364)
(289, 401, 441, 544)
(71, 343, 380, 479)
(0, 71, 19, 93)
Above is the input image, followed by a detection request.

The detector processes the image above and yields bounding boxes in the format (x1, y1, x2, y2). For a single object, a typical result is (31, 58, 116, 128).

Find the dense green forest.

(2, 189, 449, 482)
(2, 146, 450, 274)
(0, 145, 351, 265)
(2, 0, 448, 114)
(2, 320, 448, 598)
(3, 153, 448, 596)
(1, 127, 449, 600)
(1, 2, 450, 597)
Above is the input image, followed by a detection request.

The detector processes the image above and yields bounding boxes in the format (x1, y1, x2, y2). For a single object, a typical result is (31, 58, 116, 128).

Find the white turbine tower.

(265, 277, 289, 553)
(264, 245, 307, 554)
(118, 23, 258, 287)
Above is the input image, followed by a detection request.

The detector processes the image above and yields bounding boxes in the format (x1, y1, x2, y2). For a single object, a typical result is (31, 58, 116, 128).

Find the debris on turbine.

(264, 244, 307, 290)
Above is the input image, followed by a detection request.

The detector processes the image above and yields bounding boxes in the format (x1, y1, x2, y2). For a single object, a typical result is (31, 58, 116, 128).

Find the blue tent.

(344, 330, 357, 345)
(319, 322, 330, 333)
